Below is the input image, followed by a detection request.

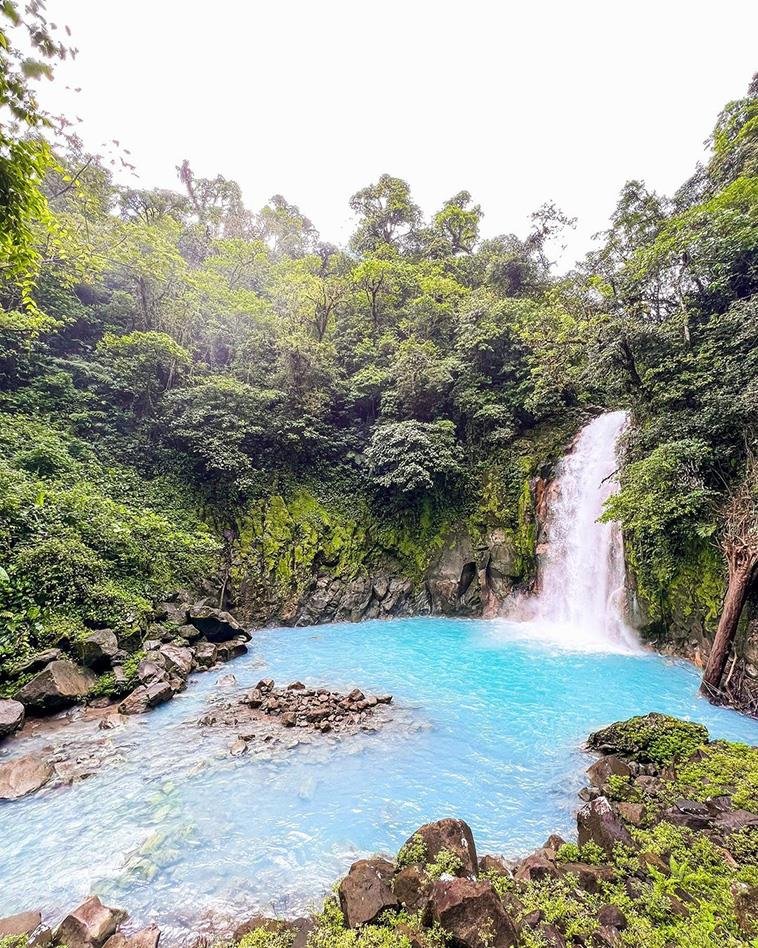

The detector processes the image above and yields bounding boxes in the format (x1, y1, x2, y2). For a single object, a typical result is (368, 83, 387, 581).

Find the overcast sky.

(41, 0, 758, 267)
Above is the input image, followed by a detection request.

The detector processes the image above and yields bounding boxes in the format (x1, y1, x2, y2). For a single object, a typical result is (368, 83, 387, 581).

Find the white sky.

(40, 0, 758, 267)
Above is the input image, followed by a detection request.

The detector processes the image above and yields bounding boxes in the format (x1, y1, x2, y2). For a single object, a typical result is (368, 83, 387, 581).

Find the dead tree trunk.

(700, 461, 758, 697)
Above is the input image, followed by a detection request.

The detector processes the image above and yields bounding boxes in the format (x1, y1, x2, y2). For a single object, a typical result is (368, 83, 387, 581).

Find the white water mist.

(503, 411, 639, 653)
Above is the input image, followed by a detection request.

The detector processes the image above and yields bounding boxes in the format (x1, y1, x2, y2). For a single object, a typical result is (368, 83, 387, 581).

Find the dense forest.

(0, 4, 756, 706)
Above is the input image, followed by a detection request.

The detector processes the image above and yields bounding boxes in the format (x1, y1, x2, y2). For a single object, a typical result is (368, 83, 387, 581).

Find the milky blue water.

(1, 616, 756, 938)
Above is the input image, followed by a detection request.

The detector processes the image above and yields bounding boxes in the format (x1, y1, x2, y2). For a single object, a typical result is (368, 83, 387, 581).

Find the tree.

(430, 191, 482, 255)
(701, 460, 758, 696)
(365, 419, 464, 496)
(349, 174, 421, 254)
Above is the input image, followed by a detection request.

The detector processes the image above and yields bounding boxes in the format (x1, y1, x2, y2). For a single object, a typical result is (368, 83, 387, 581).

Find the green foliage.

(665, 741, 758, 813)
(308, 900, 412, 948)
(366, 420, 464, 497)
(237, 928, 294, 948)
(426, 849, 463, 880)
(588, 713, 709, 766)
(555, 841, 606, 865)
(396, 834, 428, 869)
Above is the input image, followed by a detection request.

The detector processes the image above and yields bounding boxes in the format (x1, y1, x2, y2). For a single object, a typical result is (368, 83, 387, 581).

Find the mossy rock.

(587, 713, 708, 766)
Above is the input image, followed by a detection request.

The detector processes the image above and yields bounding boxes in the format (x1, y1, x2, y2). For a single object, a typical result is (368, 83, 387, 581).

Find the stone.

(543, 834, 567, 852)
(558, 863, 616, 894)
(54, 897, 126, 948)
(393, 866, 433, 912)
(103, 925, 160, 948)
(402, 818, 478, 876)
(14, 648, 63, 675)
(193, 642, 218, 668)
(338, 858, 398, 927)
(0, 910, 42, 938)
(597, 905, 626, 929)
(586, 755, 633, 788)
(0, 698, 25, 738)
(535, 924, 566, 948)
(514, 851, 558, 882)
(77, 630, 120, 670)
(15, 661, 97, 713)
(256, 678, 275, 692)
(429, 878, 517, 948)
(663, 799, 712, 831)
(137, 660, 166, 685)
(577, 797, 633, 855)
(616, 802, 645, 826)
(187, 605, 249, 643)
(215, 637, 248, 662)
(0, 753, 54, 799)
(478, 855, 511, 876)
(118, 680, 173, 715)
(593, 926, 621, 946)
(158, 644, 193, 677)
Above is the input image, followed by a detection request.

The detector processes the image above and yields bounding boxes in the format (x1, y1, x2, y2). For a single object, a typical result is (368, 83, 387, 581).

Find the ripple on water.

(1, 616, 756, 940)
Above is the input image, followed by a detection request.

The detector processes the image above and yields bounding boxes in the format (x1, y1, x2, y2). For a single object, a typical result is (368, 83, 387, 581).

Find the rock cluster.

(199, 680, 393, 740)
(0, 896, 158, 948)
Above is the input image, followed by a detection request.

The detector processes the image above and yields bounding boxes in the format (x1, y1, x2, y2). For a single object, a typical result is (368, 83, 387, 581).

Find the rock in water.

(14, 661, 97, 713)
(118, 681, 173, 715)
(0, 698, 25, 739)
(338, 858, 398, 927)
(55, 896, 126, 948)
(401, 818, 478, 876)
(429, 878, 517, 948)
(0, 910, 42, 938)
(0, 754, 54, 800)
(103, 924, 161, 948)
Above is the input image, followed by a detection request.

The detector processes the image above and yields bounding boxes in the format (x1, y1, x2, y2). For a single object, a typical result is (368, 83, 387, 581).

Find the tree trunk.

(700, 563, 755, 695)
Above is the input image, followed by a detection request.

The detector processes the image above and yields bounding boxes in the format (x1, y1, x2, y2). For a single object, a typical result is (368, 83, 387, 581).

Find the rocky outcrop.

(77, 630, 120, 671)
(577, 797, 634, 854)
(188, 604, 249, 642)
(14, 660, 97, 713)
(0, 753, 54, 799)
(0, 698, 25, 739)
(401, 818, 478, 877)
(429, 878, 518, 948)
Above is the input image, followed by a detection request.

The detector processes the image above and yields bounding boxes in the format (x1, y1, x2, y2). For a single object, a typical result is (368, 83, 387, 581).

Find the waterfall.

(502, 411, 640, 653)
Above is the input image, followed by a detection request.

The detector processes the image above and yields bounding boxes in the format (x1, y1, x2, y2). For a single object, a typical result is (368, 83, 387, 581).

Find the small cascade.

(504, 411, 639, 653)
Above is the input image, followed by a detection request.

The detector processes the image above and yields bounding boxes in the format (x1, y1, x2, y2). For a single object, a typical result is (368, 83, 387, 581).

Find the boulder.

(338, 857, 398, 927)
(0, 698, 25, 739)
(478, 855, 511, 877)
(233, 917, 312, 948)
(514, 851, 558, 882)
(103, 924, 160, 948)
(597, 905, 626, 930)
(55, 897, 126, 948)
(429, 878, 517, 948)
(733, 883, 758, 936)
(137, 660, 167, 686)
(15, 661, 97, 713)
(0, 753, 54, 799)
(663, 799, 712, 831)
(0, 910, 42, 938)
(402, 818, 478, 876)
(215, 637, 249, 662)
(558, 863, 616, 894)
(577, 797, 633, 855)
(187, 605, 250, 643)
(193, 642, 218, 668)
(616, 802, 645, 826)
(14, 648, 63, 675)
(586, 755, 633, 789)
(587, 714, 708, 765)
(77, 630, 119, 671)
(393, 865, 433, 912)
(158, 644, 193, 677)
(118, 681, 173, 715)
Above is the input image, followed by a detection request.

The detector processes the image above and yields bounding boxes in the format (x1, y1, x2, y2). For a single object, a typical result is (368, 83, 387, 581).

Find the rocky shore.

(2, 712, 755, 947)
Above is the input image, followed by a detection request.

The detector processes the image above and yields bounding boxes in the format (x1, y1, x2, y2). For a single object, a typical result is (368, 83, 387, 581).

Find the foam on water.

(0, 617, 756, 938)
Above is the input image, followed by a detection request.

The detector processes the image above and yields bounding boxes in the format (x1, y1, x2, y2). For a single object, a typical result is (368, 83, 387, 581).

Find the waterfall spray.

(503, 411, 640, 653)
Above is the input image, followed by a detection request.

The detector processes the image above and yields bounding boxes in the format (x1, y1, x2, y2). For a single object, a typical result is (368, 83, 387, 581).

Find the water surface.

(1, 616, 756, 937)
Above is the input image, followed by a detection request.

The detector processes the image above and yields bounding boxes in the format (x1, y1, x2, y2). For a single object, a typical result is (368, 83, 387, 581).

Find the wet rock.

(55, 896, 127, 948)
(0, 698, 25, 739)
(78, 630, 120, 671)
(187, 605, 250, 643)
(402, 818, 478, 876)
(338, 857, 398, 927)
(592, 926, 621, 946)
(118, 680, 173, 715)
(215, 637, 249, 662)
(586, 755, 633, 788)
(158, 644, 194, 677)
(233, 917, 313, 948)
(429, 878, 517, 948)
(0, 753, 54, 799)
(193, 642, 218, 668)
(393, 865, 433, 912)
(577, 796, 633, 855)
(103, 924, 160, 948)
(543, 834, 567, 852)
(98, 712, 126, 730)
(713, 808, 758, 836)
(15, 661, 97, 713)
(229, 738, 248, 756)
